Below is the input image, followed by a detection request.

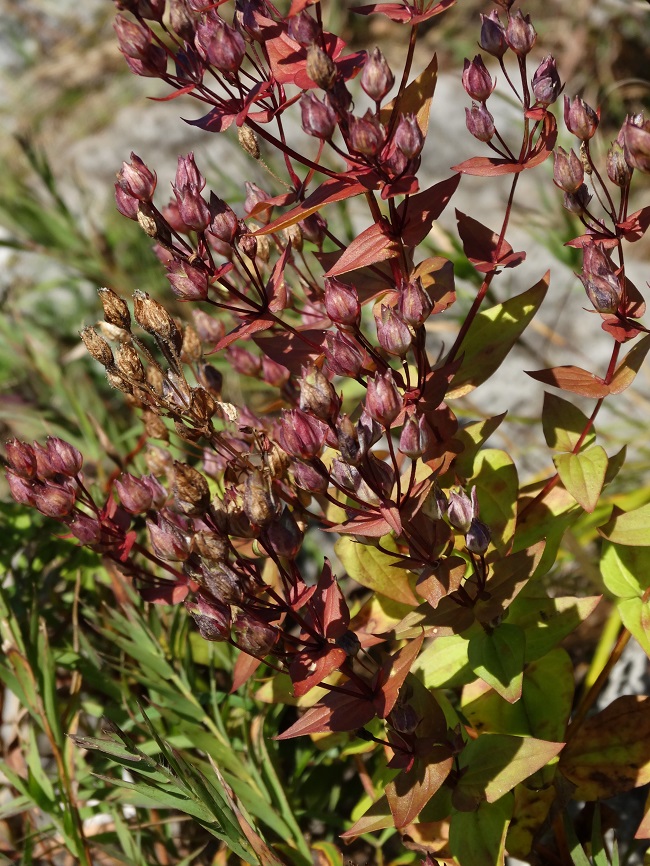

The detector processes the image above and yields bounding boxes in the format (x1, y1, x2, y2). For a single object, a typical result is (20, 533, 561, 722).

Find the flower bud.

(117, 0, 165, 21)
(187, 594, 231, 640)
(398, 277, 432, 326)
(465, 103, 495, 142)
(227, 346, 261, 377)
(393, 114, 424, 159)
(33, 482, 76, 518)
(6, 472, 37, 507)
(390, 702, 419, 734)
(300, 213, 327, 246)
(113, 14, 151, 59)
(532, 55, 561, 106)
(175, 152, 205, 192)
(607, 140, 632, 187)
(261, 356, 290, 388)
(277, 409, 325, 459)
(462, 55, 495, 102)
(173, 461, 211, 515)
(173, 187, 211, 233)
(564, 96, 599, 141)
(375, 305, 412, 356)
(553, 146, 584, 193)
(116, 152, 157, 202)
(170, 0, 198, 41)
(167, 260, 209, 300)
(192, 529, 228, 565)
(465, 518, 491, 554)
(287, 10, 319, 47)
(504, 10, 536, 56)
(67, 512, 102, 545)
(336, 414, 361, 464)
(193, 310, 225, 345)
(324, 332, 364, 378)
(5, 440, 37, 479)
(622, 116, 650, 174)
(365, 370, 402, 427)
(244, 181, 272, 221)
(562, 184, 592, 215)
(421, 482, 447, 521)
(45, 437, 82, 477)
(300, 92, 337, 140)
(243, 468, 276, 526)
(306, 43, 337, 90)
(147, 513, 190, 561)
(324, 277, 360, 326)
(265, 507, 303, 558)
(398, 414, 435, 459)
(234, 614, 278, 656)
(121, 44, 167, 78)
(80, 327, 114, 367)
(447, 487, 478, 533)
(208, 193, 238, 243)
(116, 472, 154, 513)
(361, 47, 394, 102)
(348, 111, 385, 157)
(293, 459, 329, 493)
(479, 11, 507, 58)
(579, 271, 621, 315)
(115, 183, 140, 220)
(299, 365, 340, 421)
(195, 15, 245, 73)
(357, 409, 381, 454)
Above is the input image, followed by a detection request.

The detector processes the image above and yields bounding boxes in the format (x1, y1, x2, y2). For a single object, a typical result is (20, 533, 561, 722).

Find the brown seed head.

(173, 461, 211, 515)
(80, 327, 114, 367)
(115, 344, 146, 383)
(238, 125, 260, 159)
(133, 290, 180, 344)
(98, 287, 131, 330)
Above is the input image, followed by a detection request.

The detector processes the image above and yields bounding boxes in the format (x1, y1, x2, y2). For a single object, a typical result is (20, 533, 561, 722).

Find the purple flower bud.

(622, 116, 650, 174)
(390, 702, 419, 734)
(504, 10, 536, 56)
(365, 453, 395, 500)
(265, 507, 303, 558)
(299, 212, 327, 246)
(143, 474, 167, 509)
(447, 487, 478, 533)
(115, 183, 140, 220)
(323, 332, 364, 378)
(299, 365, 340, 421)
(422, 482, 447, 521)
(300, 92, 337, 140)
(170, 0, 199, 41)
(398, 414, 435, 459)
(116, 472, 154, 514)
(562, 184, 592, 215)
(361, 47, 394, 102)
(607, 140, 632, 188)
(375, 305, 412, 357)
(479, 11, 507, 58)
(166, 260, 209, 300)
(564, 96, 599, 141)
(347, 111, 385, 157)
(580, 272, 621, 314)
(465, 103, 495, 142)
(46, 437, 82, 477)
(117, 0, 165, 21)
(532, 56, 562, 106)
(173, 185, 211, 232)
(398, 277, 432, 327)
(462, 55, 495, 102)
(305, 43, 337, 90)
(33, 442, 57, 479)
(465, 518, 491, 554)
(287, 10, 319, 47)
(174, 152, 205, 192)
(66, 512, 102, 544)
(187, 596, 231, 641)
(175, 45, 204, 85)
(357, 408, 382, 453)
(324, 278, 360, 326)
(121, 45, 167, 78)
(33, 482, 76, 518)
(261, 356, 290, 387)
(114, 14, 151, 59)
(393, 114, 424, 159)
(208, 193, 239, 243)
(6, 471, 37, 506)
(277, 410, 325, 459)
(234, 613, 278, 656)
(5, 439, 37, 478)
(553, 146, 584, 193)
(227, 346, 261, 377)
(336, 414, 361, 464)
(293, 459, 329, 493)
(147, 513, 190, 561)
(244, 182, 271, 221)
(365, 370, 402, 427)
(116, 153, 157, 202)
(195, 14, 245, 73)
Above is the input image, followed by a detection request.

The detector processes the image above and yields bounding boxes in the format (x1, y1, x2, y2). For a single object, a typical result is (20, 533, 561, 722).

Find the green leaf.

(340, 795, 395, 839)
(507, 595, 601, 661)
(471, 449, 518, 552)
(451, 413, 507, 478)
(542, 392, 595, 452)
(598, 502, 650, 546)
(600, 542, 650, 599)
(415, 631, 475, 688)
(447, 273, 548, 399)
(554, 446, 608, 513)
(618, 597, 650, 657)
(456, 735, 564, 804)
(468, 624, 525, 703)
(449, 795, 513, 866)
(334, 536, 418, 605)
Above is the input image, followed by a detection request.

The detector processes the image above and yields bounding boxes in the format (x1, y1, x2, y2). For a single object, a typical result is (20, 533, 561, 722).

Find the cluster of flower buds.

(479, 9, 536, 59)
(5, 438, 82, 520)
(447, 486, 491, 554)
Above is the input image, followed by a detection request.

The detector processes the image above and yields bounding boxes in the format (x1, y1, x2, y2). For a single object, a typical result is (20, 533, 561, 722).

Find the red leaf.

(247, 191, 297, 221)
(325, 222, 400, 277)
(565, 232, 618, 249)
(526, 365, 611, 398)
(453, 112, 557, 176)
(214, 314, 275, 350)
(601, 316, 643, 343)
(275, 687, 376, 739)
(380, 174, 420, 199)
(231, 652, 263, 693)
(139, 583, 189, 605)
(386, 750, 454, 828)
(397, 174, 461, 247)
(256, 176, 367, 236)
(149, 84, 197, 102)
(289, 645, 348, 697)
(375, 633, 424, 718)
(289, 0, 317, 13)
(309, 560, 350, 638)
(456, 210, 525, 273)
(380, 503, 403, 536)
(410, 0, 456, 23)
(623, 277, 646, 318)
(617, 207, 650, 243)
(352, 0, 455, 22)
(324, 514, 392, 537)
(265, 244, 291, 312)
(253, 329, 326, 374)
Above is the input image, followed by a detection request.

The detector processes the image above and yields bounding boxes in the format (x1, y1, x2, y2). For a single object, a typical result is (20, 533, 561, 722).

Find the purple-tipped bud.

(422, 482, 447, 521)
(207, 193, 238, 243)
(324, 277, 360, 326)
(187, 595, 231, 641)
(46, 437, 82, 477)
(622, 116, 650, 174)
(167, 260, 209, 300)
(390, 702, 419, 734)
(300, 92, 337, 140)
(365, 370, 402, 427)
(504, 10, 536, 56)
(564, 96, 599, 141)
(6, 472, 37, 506)
(173, 187, 211, 233)
(447, 487, 478, 533)
(121, 45, 167, 78)
(115, 184, 140, 220)
(293, 459, 329, 493)
(393, 114, 424, 159)
(375, 305, 412, 356)
(234, 613, 278, 656)
(67, 512, 102, 544)
(193, 310, 226, 344)
(299, 366, 340, 421)
(143, 474, 167, 509)
(465, 103, 495, 142)
(398, 277, 432, 327)
(244, 182, 271, 220)
(324, 332, 364, 378)
(532, 56, 561, 107)
(117, 0, 165, 21)
(195, 15, 245, 73)
(243, 468, 276, 526)
(562, 184, 592, 215)
(462, 56, 495, 102)
(277, 410, 325, 459)
(33, 442, 57, 479)
(398, 415, 435, 459)
(114, 14, 151, 59)
(176, 152, 205, 192)
(170, 0, 198, 41)
(347, 111, 385, 157)
(147, 513, 190, 561)
(465, 518, 491, 554)
(287, 10, 319, 46)
(357, 409, 382, 453)
(33, 483, 76, 519)
(607, 140, 632, 188)
(579, 271, 622, 315)
(5, 440, 37, 479)
(361, 47, 394, 102)
(553, 146, 584, 193)
(116, 153, 157, 202)
(479, 11, 507, 58)
(265, 507, 303, 558)
(116, 473, 154, 514)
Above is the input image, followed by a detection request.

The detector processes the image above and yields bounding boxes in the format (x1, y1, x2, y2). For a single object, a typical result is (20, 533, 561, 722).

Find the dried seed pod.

(115, 344, 147, 384)
(173, 461, 211, 514)
(181, 324, 203, 364)
(142, 408, 169, 441)
(306, 44, 337, 90)
(133, 290, 181, 347)
(238, 125, 260, 159)
(98, 287, 131, 330)
(80, 327, 114, 367)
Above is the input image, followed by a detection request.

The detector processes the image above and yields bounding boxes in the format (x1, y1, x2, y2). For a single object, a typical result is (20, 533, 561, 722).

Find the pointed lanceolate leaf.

(456, 211, 526, 273)
(335, 536, 419, 605)
(542, 392, 596, 452)
(452, 112, 557, 176)
(560, 695, 650, 799)
(609, 334, 650, 395)
(256, 177, 367, 236)
(253, 329, 327, 374)
(385, 749, 453, 828)
(324, 222, 399, 277)
(375, 633, 424, 717)
(468, 623, 525, 703)
(448, 273, 548, 398)
(598, 502, 650, 546)
(275, 687, 376, 739)
(339, 795, 394, 839)
(380, 55, 438, 139)
(553, 446, 608, 513)
(397, 174, 461, 247)
(526, 365, 610, 399)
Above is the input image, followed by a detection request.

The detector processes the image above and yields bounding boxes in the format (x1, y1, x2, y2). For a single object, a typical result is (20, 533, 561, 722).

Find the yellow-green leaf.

(553, 445, 608, 513)
(471, 449, 518, 552)
(542, 392, 595, 452)
(334, 536, 418, 605)
(598, 501, 650, 546)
